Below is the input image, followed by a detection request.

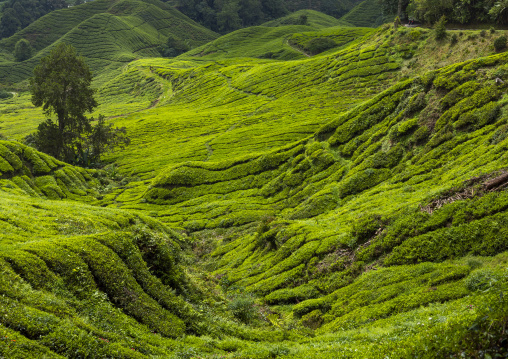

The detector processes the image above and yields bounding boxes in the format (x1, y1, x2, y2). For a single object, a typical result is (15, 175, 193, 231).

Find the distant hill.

(261, 9, 344, 28)
(0, 0, 218, 83)
(338, 0, 384, 28)
(181, 10, 357, 61)
(174, 0, 364, 33)
(284, 0, 363, 18)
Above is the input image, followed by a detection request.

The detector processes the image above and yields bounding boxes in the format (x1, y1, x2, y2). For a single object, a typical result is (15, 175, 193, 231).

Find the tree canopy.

(0, 0, 67, 39)
(14, 38, 32, 62)
(378, 0, 503, 24)
(28, 43, 130, 166)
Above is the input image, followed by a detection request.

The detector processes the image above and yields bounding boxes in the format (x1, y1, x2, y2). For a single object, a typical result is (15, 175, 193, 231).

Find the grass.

(1, 21, 508, 358)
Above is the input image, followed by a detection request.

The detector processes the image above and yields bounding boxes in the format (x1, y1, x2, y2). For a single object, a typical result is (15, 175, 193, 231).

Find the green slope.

(339, 0, 385, 28)
(1, 24, 508, 358)
(0, 0, 218, 84)
(261, 9, 344, 28)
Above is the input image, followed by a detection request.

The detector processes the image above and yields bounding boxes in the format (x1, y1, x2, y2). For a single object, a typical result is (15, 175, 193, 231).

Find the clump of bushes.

(434, 15, 447, 40)
(14, 39, 32, 62)
(227, 292, 258, 323)
(352, 213, 384, 244)
(451, 33, 458, 45)
(305, 38, 336, 55)
(159, 36, 190, 58)
(494, 35, 507, 52)
(0, 90, 13, 99)
(464, 269, 501, 291)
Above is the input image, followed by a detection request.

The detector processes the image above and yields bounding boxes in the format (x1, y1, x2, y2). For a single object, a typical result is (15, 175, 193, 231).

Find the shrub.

(464, 269, 501, 291)
(451, 33, 458, 45)
(434, 16, 447, 40)
(227, 293, 257, 323)
(0, 90, 13, 99)
(14, 39, 32, 62)
(305, 38, 336, 55)
(494, 35, 507, 52)
(480, 29, 487, 37)
(300, 310, 323, 329)
(394, 16, 401, 29)
(352, 213, 383, 244)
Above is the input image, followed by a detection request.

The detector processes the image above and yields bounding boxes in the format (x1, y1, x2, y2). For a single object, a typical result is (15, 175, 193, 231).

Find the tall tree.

(30, 43, 97, 162)
(14, 38, 32, 62)
(29, 43, 129, 165)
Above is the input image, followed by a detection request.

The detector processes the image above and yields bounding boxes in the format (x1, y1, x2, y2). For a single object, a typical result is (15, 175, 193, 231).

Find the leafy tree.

(298, 14, 308, 25)
(490, 0, 508, 24)
(0, 8, 21, 38)
(80, 116, 131, 166)
(159, 36, 190, 57)
(29, 43, 129, 165)
(238, 0, 263, 26)
(377, 0, 410, 20)
(434, 15, 447, 40)
(14, 38, 32, 61)
(0, 90, 14, 99)
(305, 37, 336, 55)
(260, 0, 287, 19)
(494, 35, 507, 51)
(217, 0, 242, 32)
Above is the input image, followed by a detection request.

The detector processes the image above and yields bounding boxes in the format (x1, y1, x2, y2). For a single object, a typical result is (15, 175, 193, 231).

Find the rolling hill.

(1, 13, 508, 359)
(0, 0, 218, 84)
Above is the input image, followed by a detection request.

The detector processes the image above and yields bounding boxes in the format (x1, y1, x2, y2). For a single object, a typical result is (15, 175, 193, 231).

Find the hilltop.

(1, 11, 508, 359)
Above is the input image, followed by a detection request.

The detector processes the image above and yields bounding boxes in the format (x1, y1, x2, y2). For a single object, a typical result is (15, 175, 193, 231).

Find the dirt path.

(285, 40, 310, 58)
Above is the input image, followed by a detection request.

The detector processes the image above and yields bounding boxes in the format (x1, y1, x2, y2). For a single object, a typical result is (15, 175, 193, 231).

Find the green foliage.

(30, 43, 97, 162)
(159, 36, 190, 57)
(0, 90, 13, 99)
(0, 0, 66, 39)
(304, 37, 336, 55)
(14, 39, 32, 62)
(494, 35, 507, 51)
(227, 292, 258, 323)
(464, 269, 501, 291)
(434, 15, 447, 40)
(5, 15, 508, 359)
(29, 44, 129, 166)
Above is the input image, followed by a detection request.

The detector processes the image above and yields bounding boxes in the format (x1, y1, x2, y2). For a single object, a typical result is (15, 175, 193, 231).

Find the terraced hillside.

(0, 0, 218, 84)
(338, 0, 384, 27)
(1, 22, 508, 358)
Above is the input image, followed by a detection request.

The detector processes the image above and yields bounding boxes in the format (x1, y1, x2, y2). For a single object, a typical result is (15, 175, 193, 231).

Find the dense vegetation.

(380, 0, 508, 24)
(1, 1, 508, 357)
(0, 0, 67, 38)
(175, 0, 365, 33)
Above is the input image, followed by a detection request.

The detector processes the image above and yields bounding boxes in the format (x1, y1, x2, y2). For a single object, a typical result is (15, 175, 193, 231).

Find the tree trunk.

(397, 0, 402, 18)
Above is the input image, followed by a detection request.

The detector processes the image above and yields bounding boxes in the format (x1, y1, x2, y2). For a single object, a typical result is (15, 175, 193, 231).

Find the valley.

(0, 1, 507, 358)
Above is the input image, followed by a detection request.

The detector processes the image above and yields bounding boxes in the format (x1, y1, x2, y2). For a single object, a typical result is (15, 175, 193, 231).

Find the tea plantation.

(0, 4, 508, 358)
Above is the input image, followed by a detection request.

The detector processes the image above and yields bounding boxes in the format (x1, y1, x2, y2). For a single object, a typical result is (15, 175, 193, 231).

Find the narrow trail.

(216, 72, 277, 101)
(108, 97, 160, 119)
(285, 39, 311, 58)
(107, 66, 170, 120)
